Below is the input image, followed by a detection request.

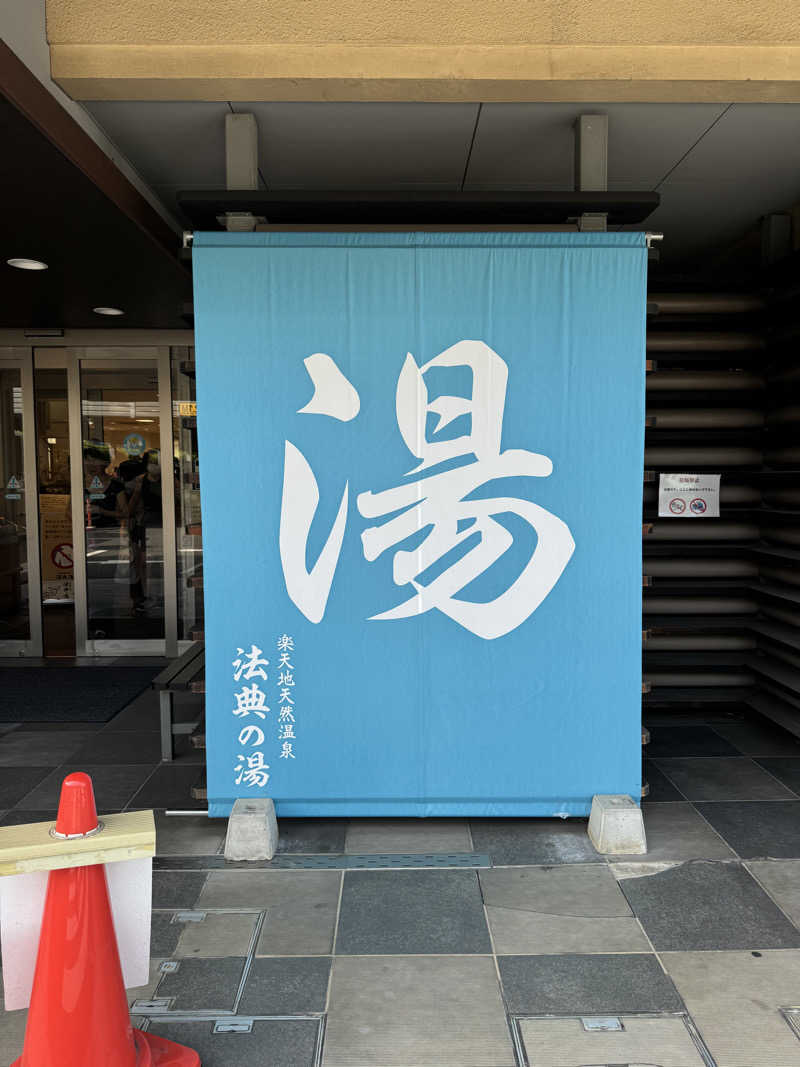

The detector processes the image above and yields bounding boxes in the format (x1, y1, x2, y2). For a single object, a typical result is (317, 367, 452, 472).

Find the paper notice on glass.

(658, 473, 720, 518)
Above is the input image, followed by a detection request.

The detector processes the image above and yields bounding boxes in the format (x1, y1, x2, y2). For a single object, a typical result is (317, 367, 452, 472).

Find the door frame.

(24, 345, 180, 657)
(0, 349, 43, 656)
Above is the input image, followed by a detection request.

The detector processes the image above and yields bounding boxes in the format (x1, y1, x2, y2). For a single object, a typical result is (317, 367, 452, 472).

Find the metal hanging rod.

(184, 228, 665, 247)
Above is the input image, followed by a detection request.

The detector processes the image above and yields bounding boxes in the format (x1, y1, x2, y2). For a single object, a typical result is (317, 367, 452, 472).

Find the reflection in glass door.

(0, 353, 41, 655)
(76, 356, 176, 653)
(35, 367, 75, 656)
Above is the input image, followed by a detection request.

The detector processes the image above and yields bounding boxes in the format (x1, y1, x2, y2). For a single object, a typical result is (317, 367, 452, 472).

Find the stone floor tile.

(498, 953, 682, 1015)
(480, 864, 649, 954)
(0, 1003, 27, 1065)
(612, 802, 735, 862)
(152, 871, 208, 910)
(175, 912, 258, 957)
(746, 859, 800, 926)
(344, 817, 472, 854)
(480, 864, 631, 916)
(238, 956, 331, 1015)
(696, 800, 800, 859)
(0, 731, 97, 766)
(643, 761, 685, 802)
(102, 690, 172, 733)
(646, 726, 741, 758)
(488, 906, 651, 955)
(323, 955, 515, 1067)
(19, 764, 158, 811)
(654, 757, 796, 800)
(68, 731, 171, 764)
(335, 869, 491, 955)
(713, 719, 800, 757)
(754, 757, 800, 796)
(151, 913, 182, 957)
(155, 957, 245, 1011)
(149, 1020, 319, 1067)
(154, 812, 226, 856)
(469, 818, 599, 865)
(662, 950, 800, 1066)
(620, 860, 800, 951)
(128, 764, 206, 809)
(197, 871, 341, 955)
(0, 767, 52, 809)
(277, 818, 347, 854)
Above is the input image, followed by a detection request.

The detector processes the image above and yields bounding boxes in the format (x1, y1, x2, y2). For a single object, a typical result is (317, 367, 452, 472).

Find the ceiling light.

(93, 306, 124, 316)
(7, 257, 48, 271)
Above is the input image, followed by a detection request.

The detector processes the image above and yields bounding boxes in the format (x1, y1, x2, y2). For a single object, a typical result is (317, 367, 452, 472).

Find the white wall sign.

(658, 473, 720, 518)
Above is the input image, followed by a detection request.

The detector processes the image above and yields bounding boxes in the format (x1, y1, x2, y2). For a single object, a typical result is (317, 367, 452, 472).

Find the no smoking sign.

(51, 543, 73, 570)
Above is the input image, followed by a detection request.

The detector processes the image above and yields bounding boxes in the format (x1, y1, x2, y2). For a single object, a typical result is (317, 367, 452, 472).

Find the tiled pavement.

(3, 699, 800, 1064)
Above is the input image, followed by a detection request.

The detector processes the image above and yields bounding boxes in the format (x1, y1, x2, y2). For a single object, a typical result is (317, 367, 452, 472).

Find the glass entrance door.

(70, 350, 178, 656)
(1, 346, 181, 657)
(26, 347, 179, 657)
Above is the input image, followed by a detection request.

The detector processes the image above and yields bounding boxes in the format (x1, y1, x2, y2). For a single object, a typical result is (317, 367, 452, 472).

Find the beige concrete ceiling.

(46, 0, 800, 103)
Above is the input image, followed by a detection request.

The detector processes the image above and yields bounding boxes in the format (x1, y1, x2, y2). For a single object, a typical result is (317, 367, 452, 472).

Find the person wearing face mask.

(127, 450, 163, 616)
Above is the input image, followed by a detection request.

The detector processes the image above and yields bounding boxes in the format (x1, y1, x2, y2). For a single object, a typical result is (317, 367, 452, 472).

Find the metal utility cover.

(517, 1015, 714, 1066)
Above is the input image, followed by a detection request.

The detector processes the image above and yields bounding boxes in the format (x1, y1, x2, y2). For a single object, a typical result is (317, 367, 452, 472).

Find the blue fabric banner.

(192, 232, 647, 817)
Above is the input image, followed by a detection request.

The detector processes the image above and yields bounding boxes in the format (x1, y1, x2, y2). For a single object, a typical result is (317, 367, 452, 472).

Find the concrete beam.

(48, 44, 800, 103)
(226, 113, 259, 191)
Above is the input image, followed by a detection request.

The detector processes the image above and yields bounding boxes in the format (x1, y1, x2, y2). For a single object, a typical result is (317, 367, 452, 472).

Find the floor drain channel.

(277, 852, 491, 869)
(153, 852, 490, 870)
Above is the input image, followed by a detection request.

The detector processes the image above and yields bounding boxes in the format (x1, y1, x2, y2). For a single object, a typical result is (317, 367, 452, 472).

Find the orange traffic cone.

(13, 772, 200, 1067)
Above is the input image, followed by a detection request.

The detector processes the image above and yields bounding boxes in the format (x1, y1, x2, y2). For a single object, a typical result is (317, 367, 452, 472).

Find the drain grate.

(510, 1013, 717, 1067)
(154, 852, 490, 870)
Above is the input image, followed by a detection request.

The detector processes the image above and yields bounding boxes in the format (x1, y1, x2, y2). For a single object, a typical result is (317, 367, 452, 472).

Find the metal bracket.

(581, 1016, 624, 1032)
(578, 212, 608, 232)
(215, 211, 266, 233)
(214, 1019, 254, 1034)
(182, 231, 193, 249)
(646, 232, 664, 249)
(131, 998, 172, 1012)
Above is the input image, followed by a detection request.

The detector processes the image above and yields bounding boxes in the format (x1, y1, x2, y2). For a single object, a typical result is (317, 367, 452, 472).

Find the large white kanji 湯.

(278, 341, 575, 639)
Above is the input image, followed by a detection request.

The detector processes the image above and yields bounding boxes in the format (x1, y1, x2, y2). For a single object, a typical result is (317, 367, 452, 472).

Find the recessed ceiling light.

(7, 257, 48, 271)
(93, 306, 124, 316)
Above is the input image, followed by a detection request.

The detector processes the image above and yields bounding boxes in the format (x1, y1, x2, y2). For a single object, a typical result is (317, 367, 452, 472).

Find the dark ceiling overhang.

(0, 41, 192, 330)
(177, 189, 660, 229)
